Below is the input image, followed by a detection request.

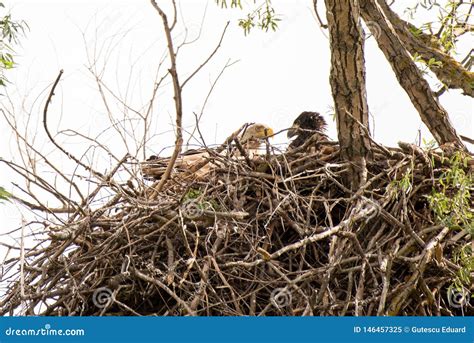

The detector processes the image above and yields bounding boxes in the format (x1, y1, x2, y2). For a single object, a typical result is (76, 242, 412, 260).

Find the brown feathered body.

(142, 123, 274, 180)
(287, 111, 329, 151)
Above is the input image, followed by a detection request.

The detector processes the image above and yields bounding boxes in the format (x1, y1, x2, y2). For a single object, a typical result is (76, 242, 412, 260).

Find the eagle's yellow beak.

(241, 124, 274, 143)
(262, 127, 274, 139)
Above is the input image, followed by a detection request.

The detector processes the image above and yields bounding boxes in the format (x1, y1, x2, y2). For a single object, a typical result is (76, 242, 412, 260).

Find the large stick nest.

(1, 137, 473, 316)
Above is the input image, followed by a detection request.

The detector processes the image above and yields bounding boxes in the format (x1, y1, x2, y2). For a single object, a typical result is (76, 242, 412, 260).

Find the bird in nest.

(239, 123, 274, 155)
(287, 111, 332, 153)
(142, 123, 274, 180)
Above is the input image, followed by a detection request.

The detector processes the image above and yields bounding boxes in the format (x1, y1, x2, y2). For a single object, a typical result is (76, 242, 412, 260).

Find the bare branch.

(149, 0, 184, 195)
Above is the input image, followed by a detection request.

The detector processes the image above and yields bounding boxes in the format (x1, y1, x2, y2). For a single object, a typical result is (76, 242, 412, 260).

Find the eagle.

(239, 123, 274, 154)
(287, 111, 329, 151)
(143, 123, 274, 180)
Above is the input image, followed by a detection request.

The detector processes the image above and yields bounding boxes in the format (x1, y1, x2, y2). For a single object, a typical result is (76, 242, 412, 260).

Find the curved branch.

(43, 70, 105, 179)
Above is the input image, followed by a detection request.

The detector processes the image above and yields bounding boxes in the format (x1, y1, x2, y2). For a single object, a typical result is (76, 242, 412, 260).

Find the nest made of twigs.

(1, 140, 473, 316)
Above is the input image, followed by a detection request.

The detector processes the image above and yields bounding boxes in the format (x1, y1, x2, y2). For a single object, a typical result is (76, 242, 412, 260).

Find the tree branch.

(43, 69, 106, 179)
(149, 1, 184, 195)
(359, 0, 466, 151)
(377, 0, 474, 97)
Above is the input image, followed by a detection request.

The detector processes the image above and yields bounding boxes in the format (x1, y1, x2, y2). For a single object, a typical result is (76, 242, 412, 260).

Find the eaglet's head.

(287, 111, 327, 139)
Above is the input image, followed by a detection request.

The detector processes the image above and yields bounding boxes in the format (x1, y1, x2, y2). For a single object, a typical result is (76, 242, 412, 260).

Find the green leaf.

(0, 186, 12, 202)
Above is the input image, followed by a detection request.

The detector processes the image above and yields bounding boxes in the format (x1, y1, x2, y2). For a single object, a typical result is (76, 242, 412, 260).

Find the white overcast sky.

(0, 0, 473, 233)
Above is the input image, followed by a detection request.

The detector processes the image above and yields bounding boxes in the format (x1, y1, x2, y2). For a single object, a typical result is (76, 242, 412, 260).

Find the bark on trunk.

(325, 0, 371, 190)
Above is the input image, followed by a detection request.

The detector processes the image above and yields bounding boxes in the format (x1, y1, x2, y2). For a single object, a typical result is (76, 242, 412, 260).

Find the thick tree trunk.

(325, 0, 371, 190)
(359, 0, 466, 151)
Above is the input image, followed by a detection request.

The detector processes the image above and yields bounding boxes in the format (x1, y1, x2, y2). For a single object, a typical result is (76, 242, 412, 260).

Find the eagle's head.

(241, 123, 274, 149)
(287, 111, 327, 139)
